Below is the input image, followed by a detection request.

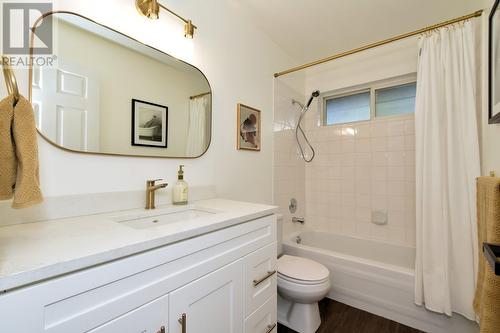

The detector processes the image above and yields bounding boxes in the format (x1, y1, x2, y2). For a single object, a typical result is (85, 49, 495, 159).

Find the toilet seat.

(278, 272, 329, 285)
(277, 255, 329, 283)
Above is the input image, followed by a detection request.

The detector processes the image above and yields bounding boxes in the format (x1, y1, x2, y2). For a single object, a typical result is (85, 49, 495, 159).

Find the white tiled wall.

(273, 79, 306, 236)
(274, 130, 305, 220)
(273, 38, 419, 247)
(304, 111, 416, 246)
(273, 77, 417, 247)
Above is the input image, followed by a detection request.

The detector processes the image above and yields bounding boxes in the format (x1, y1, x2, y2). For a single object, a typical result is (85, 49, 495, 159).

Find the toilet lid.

(277, 255, 329, 282)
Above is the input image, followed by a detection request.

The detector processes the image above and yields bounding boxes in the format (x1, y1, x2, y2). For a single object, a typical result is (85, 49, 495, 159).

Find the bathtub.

(282, 231, 478, 333)
(138, 126, 158, 137)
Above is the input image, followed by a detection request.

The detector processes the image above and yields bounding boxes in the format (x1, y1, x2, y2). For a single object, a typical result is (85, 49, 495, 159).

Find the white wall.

(304, 38, 418, 92)
(0, 0, 297, 203)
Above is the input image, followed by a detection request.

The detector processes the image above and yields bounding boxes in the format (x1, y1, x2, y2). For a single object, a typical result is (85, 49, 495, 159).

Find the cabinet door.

(88, 293, 168, 333)
(169, 260, 244, 333)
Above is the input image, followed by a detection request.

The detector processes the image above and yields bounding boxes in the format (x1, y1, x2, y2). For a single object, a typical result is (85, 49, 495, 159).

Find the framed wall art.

(131, 99, 168, 148)
(237, 103, 261, 151)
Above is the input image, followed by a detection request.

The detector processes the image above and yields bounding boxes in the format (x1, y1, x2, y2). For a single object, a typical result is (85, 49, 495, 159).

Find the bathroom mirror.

(29, 12, 211, 158)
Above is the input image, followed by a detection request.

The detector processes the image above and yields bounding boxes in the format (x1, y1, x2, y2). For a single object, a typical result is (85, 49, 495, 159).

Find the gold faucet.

(146, 179, 168, 209)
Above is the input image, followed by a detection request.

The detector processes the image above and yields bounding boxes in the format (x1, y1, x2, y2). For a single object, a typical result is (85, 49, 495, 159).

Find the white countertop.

(0, 199, 277, 291)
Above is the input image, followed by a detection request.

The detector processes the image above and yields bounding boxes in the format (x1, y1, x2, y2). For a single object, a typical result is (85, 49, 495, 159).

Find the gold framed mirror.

(29, 11, 212, 158)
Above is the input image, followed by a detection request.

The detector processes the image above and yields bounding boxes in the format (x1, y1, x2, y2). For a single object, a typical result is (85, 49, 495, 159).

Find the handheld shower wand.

(306, 90, 320, 108)
(293, 90, 320, 163)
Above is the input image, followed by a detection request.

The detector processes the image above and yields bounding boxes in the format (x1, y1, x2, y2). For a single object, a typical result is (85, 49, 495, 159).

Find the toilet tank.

(276, 214, 283, 256)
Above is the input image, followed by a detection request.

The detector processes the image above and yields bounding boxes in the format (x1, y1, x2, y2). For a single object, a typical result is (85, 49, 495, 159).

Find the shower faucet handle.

(292, 217, 305, 224)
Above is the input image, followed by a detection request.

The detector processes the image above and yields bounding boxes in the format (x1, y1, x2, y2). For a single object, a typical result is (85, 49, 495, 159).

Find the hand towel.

(0, 95, 43, 208)
(0, 95, 16, 200)
(473, 176, 500, 333)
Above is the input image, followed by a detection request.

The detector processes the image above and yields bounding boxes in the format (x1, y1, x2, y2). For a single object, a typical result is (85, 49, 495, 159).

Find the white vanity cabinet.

(0, 214, 277, 333)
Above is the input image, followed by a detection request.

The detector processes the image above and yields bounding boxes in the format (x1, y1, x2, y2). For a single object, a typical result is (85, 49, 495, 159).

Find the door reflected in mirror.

(30, 12, 211, 158)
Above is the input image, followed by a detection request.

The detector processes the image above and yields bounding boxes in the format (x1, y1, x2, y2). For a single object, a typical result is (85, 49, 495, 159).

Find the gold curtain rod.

(189, 91, 211, 99)
(274, 9, 483, 78)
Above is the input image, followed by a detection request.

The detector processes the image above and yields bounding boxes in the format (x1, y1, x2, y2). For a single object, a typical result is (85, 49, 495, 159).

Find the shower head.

(306, 90, 320, 108)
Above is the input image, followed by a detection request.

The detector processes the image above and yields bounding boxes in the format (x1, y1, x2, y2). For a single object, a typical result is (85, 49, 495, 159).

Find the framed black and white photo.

(489, 0, 500, 124)
(131, 99, 168, 148)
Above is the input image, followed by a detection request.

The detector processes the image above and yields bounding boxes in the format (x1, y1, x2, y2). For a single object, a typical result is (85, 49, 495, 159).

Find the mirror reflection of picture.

(237, 103, 261, 151)
(132, 99, 168, 148)
(489, 0, 500, 123)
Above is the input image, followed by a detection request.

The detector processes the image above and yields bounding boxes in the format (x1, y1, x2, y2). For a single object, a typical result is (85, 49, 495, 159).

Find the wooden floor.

(278, 299, 425, 333)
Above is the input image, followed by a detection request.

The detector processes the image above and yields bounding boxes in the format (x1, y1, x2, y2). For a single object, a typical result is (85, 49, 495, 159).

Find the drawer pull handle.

(178, 313, 186, 333)
(253, 270, 277, 287)
(265, 323, 277, 333)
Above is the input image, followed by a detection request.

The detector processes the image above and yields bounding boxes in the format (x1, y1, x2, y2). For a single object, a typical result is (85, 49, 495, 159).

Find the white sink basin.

(112, 206, 217, 230)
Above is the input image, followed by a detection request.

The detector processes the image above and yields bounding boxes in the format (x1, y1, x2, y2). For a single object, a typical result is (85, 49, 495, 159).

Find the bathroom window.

(375, 82, 416, 118)
(322, 74, 416, 126)
(325, 90, 371, 125)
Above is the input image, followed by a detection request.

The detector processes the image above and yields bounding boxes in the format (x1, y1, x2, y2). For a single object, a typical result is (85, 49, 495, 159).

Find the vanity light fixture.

(135, 0, 197, 38)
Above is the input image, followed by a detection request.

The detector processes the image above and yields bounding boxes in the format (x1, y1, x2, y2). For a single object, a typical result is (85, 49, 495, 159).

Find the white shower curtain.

(186, 95, 210, 155)
(414, 20, 480, 320)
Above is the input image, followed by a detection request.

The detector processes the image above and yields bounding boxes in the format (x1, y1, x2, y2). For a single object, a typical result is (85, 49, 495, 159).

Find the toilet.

(276, 217, 331, 333)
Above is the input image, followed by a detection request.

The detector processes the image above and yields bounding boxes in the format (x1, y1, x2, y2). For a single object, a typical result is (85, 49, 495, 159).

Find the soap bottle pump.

(172, 165, 188, 205)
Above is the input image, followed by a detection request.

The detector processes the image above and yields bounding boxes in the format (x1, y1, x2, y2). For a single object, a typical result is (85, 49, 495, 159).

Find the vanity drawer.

(244, 294, 277, 333)
(88, 294, 168, 333)
(244, 242, 277, 316)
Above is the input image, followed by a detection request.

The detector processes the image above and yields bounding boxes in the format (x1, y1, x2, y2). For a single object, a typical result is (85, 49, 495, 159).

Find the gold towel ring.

(1, 55, 20, 105)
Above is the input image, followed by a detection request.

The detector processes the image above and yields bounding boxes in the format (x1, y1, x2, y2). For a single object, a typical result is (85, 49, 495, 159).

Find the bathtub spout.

(292, 217, 305, 224)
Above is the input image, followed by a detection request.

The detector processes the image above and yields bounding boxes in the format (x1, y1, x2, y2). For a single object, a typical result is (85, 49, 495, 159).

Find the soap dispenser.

(172, 165, 188, 205)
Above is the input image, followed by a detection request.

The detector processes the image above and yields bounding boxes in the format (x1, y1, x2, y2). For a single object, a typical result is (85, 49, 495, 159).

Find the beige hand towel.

(473, 176, 500, 333)
(0, 95, 16, 200)
(0, 95, 43, 208)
